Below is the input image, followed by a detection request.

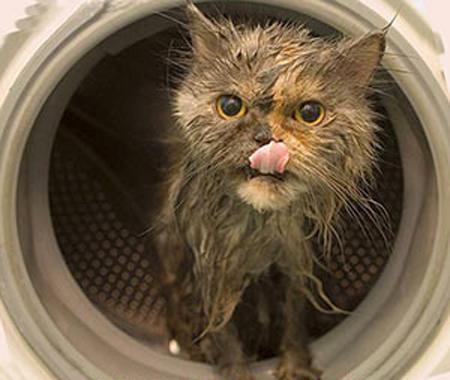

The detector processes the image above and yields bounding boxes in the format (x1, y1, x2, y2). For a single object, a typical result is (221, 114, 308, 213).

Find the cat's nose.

(253, 124, 272, 145)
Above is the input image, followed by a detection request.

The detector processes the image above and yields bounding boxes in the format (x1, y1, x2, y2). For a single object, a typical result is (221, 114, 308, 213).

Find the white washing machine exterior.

(0, 1, 450, 380)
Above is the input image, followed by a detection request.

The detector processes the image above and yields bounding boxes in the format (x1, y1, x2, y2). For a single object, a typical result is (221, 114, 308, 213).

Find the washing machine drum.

(1, 1, 449, 380)
(48, 44, 403, 338)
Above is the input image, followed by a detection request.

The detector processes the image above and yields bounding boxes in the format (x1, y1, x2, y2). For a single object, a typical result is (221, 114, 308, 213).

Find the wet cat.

(156, 1, 385, 379)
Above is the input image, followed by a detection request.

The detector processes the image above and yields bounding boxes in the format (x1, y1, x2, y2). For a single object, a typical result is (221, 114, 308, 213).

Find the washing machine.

(0, 1, 450, 379)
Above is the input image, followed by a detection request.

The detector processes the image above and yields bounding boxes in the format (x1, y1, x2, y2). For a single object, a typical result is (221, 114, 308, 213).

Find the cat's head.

(174, 2, 385, 213)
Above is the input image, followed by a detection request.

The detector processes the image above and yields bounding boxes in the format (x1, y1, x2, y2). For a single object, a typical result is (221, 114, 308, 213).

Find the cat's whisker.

(153, 10, 188, 28)
(370, 89, 403, 104)
(380, 68, 414, 75)
(383, 51, 420, 60)
(296, 153, 391, 260)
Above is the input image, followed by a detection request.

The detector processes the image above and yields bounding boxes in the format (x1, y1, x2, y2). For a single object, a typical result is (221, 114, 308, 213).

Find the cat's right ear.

(185, 0, 221, 55)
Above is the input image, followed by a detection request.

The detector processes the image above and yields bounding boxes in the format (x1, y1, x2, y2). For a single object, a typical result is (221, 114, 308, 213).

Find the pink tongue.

(249, 141, 290, 174)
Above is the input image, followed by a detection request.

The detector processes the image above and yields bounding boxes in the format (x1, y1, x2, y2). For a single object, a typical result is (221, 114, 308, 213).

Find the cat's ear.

(185, 0, 221, 55)
(336, 32, 386, 88)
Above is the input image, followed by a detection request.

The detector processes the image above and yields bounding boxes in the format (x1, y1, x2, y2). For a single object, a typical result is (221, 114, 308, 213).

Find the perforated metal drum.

(48, 35, 403, 344)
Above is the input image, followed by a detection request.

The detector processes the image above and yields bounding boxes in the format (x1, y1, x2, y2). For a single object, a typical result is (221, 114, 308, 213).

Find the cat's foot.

(276, 351, 322, 380)
(219, 363, 255, 380)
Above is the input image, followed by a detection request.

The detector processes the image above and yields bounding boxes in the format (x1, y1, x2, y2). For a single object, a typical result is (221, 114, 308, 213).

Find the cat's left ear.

(336, 32, 386, 88)
(185, 0, 221, 55)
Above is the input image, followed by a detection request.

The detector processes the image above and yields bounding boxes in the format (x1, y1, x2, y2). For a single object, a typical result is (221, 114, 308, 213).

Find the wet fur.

(155, 2, 385, 379)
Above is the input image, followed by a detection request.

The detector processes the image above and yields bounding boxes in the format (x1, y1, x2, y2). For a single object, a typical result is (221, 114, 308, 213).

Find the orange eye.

(216, 95, 247, 119)
(294, 101, 325, 126)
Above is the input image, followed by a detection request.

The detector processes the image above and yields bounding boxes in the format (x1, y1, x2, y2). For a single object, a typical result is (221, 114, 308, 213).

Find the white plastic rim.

(0, 1, 449, 380)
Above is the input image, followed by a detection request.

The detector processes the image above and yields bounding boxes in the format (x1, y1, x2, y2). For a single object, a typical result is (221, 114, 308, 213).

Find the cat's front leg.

(167, 294, 254, 379)
(276, 283, 322, 380)
(277, 350, 322, 380)
(199, 323, 254, 380)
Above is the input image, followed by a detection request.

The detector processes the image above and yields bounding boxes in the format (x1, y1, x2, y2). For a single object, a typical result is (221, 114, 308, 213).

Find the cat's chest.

(178, 195, 301, 265)
(173, 169, 307, 272)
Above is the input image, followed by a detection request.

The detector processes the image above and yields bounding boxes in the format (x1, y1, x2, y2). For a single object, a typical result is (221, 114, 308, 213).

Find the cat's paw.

(276, 351, 322, 380)
(219, 363, 255, 380)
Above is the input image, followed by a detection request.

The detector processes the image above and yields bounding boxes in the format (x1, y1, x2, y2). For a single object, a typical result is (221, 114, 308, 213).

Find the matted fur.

(155, 2, 386, 379)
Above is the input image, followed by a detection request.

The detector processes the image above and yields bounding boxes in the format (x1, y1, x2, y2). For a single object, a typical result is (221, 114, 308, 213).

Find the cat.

(155, 1, 386, 379)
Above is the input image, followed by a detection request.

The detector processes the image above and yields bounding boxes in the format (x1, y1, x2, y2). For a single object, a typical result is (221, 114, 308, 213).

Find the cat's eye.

(216, 95, 247, 119)
(294, 101, 325, 126)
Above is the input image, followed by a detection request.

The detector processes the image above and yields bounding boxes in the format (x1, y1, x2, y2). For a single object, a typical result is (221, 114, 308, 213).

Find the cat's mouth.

(243, 166, 285, 181)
